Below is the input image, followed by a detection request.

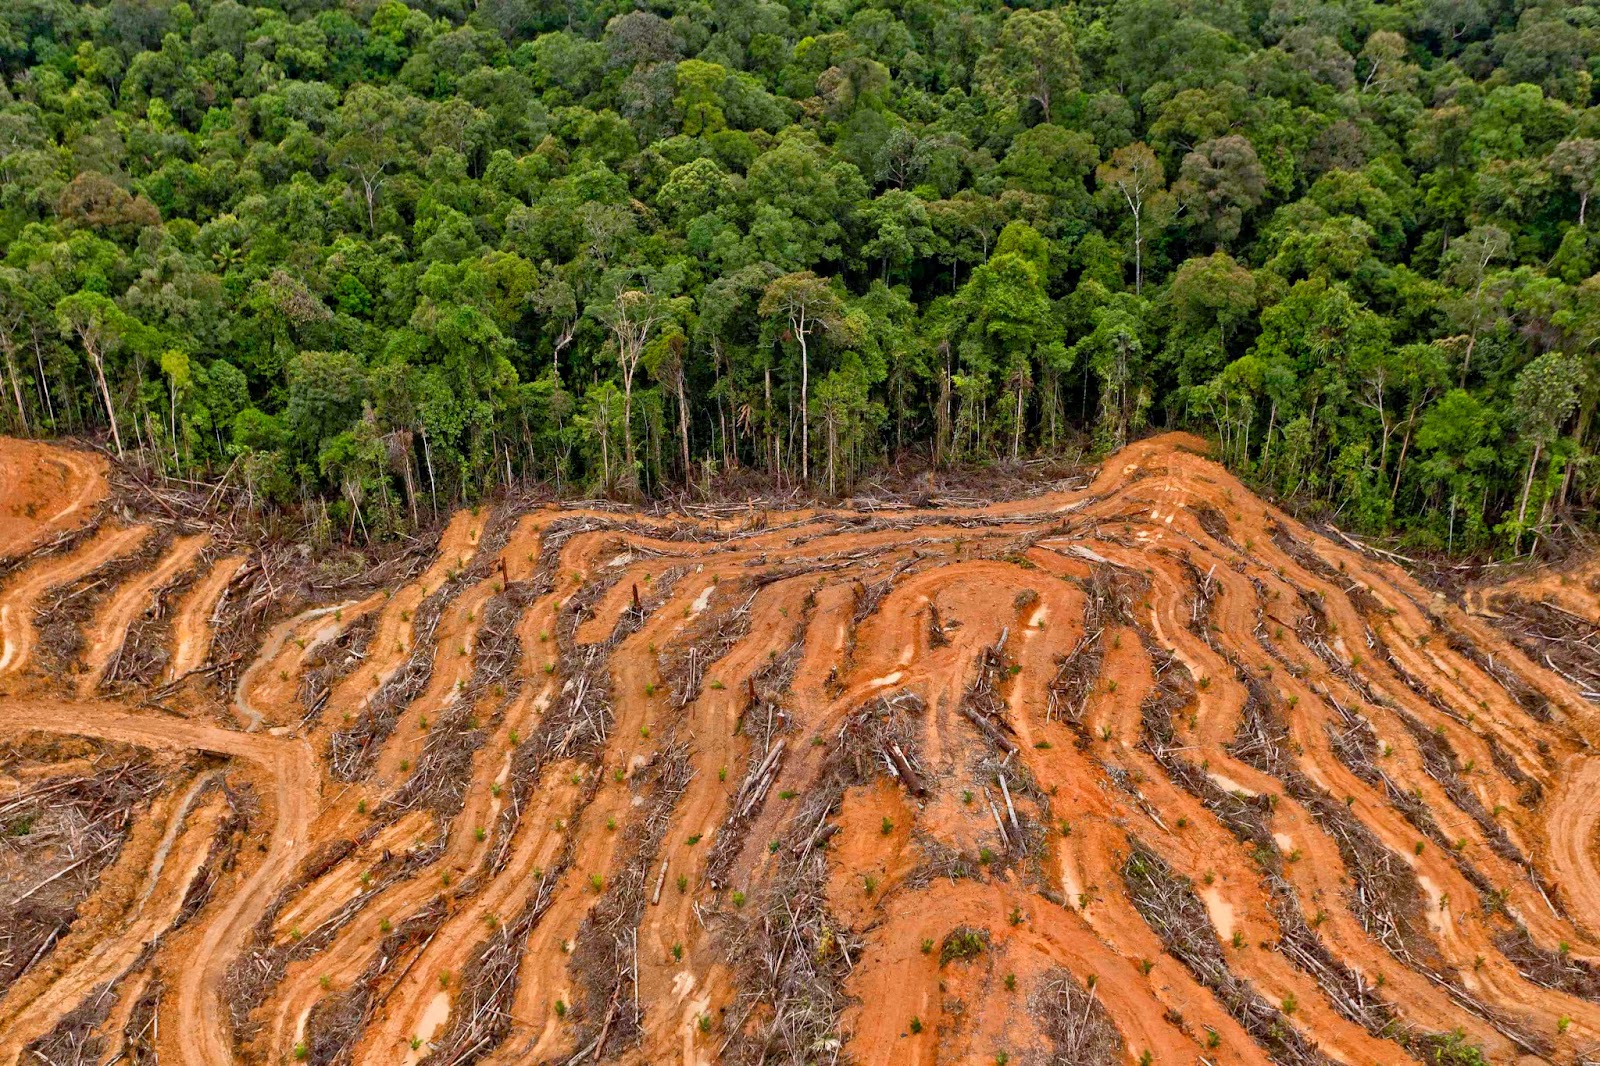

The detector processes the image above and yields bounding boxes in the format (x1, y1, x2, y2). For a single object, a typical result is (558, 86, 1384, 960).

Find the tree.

(595, 288, 667, 491)
(1096, 142, 1169, 294)
(810, 358, 883, 496)
(975, 8, 1078, 122)
(159, 348, 191, 469)
(954, 224, 1055, 459)
(1164, 253, 1256, 386)
(1508, 351, 1585, 550)
(56, 291, 132, 456)
(1441, 225, 1510, 385)
(759, 272, 848, 483)
(1547, 139, 1600, 226)
(861, 190, 933, 281)
(331, 85, 410, 234)
(1174, 136, 1267, 248)
(0, 269, 42, 434)
(287, 350, 368, 458)
(1071, 294, 1151, 452)
(645, 328, 693, 482)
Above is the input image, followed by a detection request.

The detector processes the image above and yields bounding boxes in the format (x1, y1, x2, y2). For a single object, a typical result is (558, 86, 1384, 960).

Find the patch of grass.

(939, 926, 988, 966)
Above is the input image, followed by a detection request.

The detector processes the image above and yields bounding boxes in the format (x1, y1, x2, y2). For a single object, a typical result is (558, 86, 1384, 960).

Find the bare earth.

(3, 433, 1600, 1066)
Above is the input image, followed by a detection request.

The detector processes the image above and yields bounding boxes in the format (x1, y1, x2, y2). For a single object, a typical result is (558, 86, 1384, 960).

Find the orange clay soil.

(9, 433, 1600, 1066)
(0, 437, 107, 553)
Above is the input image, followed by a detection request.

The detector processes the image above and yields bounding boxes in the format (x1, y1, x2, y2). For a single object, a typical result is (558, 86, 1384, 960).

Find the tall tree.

(56, 292, 132, 456)
(975, 8, 1078, 122)
(595, 288, 667, 492)
(759, 272, 848, 483)
(1095, 142, 1169, 294)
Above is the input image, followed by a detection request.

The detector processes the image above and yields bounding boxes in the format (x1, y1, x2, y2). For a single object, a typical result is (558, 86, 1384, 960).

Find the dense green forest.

(0, 0, 1597, 551)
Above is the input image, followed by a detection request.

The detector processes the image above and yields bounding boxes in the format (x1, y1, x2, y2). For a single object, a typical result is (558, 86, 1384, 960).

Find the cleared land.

(3, 434, 1600, 1066)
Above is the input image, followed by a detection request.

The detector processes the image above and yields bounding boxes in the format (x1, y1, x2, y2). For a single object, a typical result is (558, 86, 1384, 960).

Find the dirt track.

(6, 434, 1600, 1066)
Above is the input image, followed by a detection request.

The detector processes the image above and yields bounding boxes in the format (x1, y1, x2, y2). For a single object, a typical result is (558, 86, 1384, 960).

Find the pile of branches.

(328, 508, 518, 780)
(206, 544, 307, 698)
(660, 578, 755, 710)
(107, 452, 247, 532)
(1269, 523, 1357, 591)
(379, 710, 488, 825)
(716, 716, 887, 1065)
(223, 835, 444, 1040)
(835, 555, 922, 672)
(33, 530, 172, 676)
(175, 779, 257, 928)
(454, 577, 542, 710)
(1121, 839, 1335, 1066)
(1431, 613, 1555, 723)
(1487, 593, 1600, 704)
(0, 521, 100, 584)
(1192, 502, 1241, 552)
(959, 628, 1019, 757)
(1495, 924, 1600, 1002)
(1048, 565, 1131, 731)
(1178, 554, 1222, 654)
(566, 741, 694, 1058)
(838, 455, 1091, 510)
(296, 609, 377, 724)
(705, 614, 813, 890)
(1033, 967, 1123, 1066)
(1485, 735, 1544, 809)
(0, 758, 165, 986)
(24, 974, 125, 1066)
(300, 898, 447, 1066)
(1130, 633, 1276, 848)
(121, 974, 162, 1066)
(423, 878, 560, 1066)
(101, 547, 217, 692)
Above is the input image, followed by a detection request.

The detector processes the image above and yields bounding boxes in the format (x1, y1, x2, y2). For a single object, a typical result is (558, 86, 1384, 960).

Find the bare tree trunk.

(935, 343, 951, 468)
(1516, 440, 1542, 552)
(1011, 373, 1024, 461)
(764, 368, 775, 477)
(1, 344, 27, 434)
(1133, 207, 1142, 295)
(88, 347, 123, 455)
(32, 333, 55, 429)
(621, 374, 635, 490)
(1390, 409, 1418, 505)
(169, 379, 180, 470)
(420, 423, 439, 519)
(675, 371, 691, 483)
(798, 327, 810, 482)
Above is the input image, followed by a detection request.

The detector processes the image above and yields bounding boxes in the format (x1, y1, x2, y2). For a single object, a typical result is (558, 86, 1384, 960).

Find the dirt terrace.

(3, 433, 1600, 1066)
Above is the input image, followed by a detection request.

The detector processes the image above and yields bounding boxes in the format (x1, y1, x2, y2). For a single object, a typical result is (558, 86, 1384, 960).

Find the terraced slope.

(3, 433, 1600, 1066)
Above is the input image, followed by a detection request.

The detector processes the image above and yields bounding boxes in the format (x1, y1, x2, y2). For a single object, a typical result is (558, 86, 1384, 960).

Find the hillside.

(2, 433, 1600, 1065)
